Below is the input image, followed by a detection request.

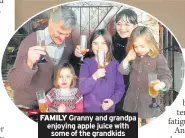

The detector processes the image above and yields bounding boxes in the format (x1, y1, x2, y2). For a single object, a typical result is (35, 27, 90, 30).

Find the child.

(79, 29, 125, 112)
(45, 63, 83, 112)
(112, 9, 138, 112)
(119, 26, 172, 127)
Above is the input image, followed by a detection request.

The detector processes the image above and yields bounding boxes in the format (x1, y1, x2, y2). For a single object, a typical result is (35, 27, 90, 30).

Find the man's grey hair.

(50, 6, 77, 28)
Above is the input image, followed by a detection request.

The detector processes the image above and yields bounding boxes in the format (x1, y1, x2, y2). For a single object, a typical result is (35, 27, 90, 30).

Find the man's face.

(48, 20, 72, 45)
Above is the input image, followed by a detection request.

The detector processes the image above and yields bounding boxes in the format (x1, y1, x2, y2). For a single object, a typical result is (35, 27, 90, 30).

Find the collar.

(136, 53, 150, 59)
(44, 27, 53, 45)
(44, 27, 65, 48)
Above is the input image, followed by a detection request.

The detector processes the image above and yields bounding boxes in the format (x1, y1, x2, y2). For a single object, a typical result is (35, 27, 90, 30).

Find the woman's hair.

(115, 8, 138, 25)
(89, 29, 115, 62)
(127, 26, 159, 58)
(54, 63, 77, 88)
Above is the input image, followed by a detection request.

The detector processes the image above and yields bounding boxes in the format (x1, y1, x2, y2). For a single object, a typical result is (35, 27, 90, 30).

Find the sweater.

(46, 88, 83, 112)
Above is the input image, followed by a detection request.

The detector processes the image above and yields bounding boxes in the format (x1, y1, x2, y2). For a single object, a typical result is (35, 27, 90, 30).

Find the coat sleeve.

(118, 59, 131, 75)
(79, 59, 97, 95)
(111, 62, 125, 104)
(7, 33, 38, 91)
(156, 54, 173, 91)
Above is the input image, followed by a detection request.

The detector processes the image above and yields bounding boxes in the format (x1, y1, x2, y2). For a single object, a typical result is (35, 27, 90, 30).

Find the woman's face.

(116, 17, 137, 38)
(92, 35, 108, 56)
(58, 68, 73, 89)
(133, 36, 150, 56)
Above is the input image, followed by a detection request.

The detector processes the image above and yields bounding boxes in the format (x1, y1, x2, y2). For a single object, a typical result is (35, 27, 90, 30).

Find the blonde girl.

(119, 26, 172, 127)
(46, 63, 83, 112)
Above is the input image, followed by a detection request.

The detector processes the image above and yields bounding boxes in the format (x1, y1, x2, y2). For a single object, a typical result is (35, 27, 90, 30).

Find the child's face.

(92, 35, 108, 56)
(133, 36, 150, 56)
(58, 68, 73, 89)
(116, 17, 137, 38)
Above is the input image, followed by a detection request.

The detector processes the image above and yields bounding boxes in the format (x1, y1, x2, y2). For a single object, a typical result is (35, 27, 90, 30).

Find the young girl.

(79, 29, 125, 112)
(45, 63, 83, 112)
(119, 26, 172, 127)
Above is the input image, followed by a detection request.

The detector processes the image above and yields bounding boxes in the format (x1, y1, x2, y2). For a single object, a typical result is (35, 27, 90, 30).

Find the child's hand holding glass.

(101, 99, 114, 111)
(152, 80, 166, 92)
(148, 72, 166, 108)
(92, 68, 106, 80)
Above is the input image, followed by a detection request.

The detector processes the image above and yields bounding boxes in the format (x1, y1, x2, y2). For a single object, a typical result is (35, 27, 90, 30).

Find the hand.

(152, 80, 166, 91)
(27, 46, 46, 68)
(101, 99, 114, 111)
(58, 104, 66, 112)
(74, 45, 89, 58)
(92, 68, 106, 80)
(125, 49, 136, 63)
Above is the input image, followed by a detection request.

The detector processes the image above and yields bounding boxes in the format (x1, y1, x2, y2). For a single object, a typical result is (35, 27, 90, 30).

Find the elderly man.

(8, 6, 80, 108)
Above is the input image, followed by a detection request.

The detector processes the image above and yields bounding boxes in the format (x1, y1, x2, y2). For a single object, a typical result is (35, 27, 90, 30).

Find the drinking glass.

(37, 31, 47, 63)
(148, 72, 160, 108)
(97, 49, 106, 79)
(97, 49, 105, 69)
(80, 35, 88, 62)
(36, 90, 48, 112)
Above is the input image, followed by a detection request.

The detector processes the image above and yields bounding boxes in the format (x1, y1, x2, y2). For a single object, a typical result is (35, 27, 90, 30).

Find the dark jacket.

(112, 34, 129, 88)
(112, 34, 129, 112)
(112, 33, 128, 63)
